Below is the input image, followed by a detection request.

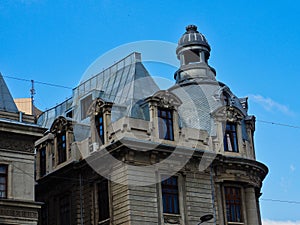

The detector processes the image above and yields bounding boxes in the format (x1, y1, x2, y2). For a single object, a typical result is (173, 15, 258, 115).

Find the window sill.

(228, 222, 244, 225)
(98, 218, 110, 225)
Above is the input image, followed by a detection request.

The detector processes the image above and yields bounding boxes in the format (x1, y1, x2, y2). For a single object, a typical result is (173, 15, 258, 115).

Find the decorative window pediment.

(50, 116, 73, 134)
(212, 106, 244, 123)
(146, 90, 182, 110)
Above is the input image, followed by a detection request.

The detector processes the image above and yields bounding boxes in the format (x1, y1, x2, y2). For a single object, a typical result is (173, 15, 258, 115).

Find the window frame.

(57, 131, 67, 164)
(95, 113, 105, 145)
(59, 194, 71, 225)
(158, 107, 174, 141)
(40, 147, 47, 177)
(224, 122, 239, 152)
(161, 176, 180, 214)
(97, 179, 110, 223)
(224, 186, 243, 223)
(0, 164, 8, 199)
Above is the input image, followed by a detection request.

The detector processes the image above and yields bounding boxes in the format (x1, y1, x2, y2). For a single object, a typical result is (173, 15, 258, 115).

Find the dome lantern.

(174, 25, 216, 84)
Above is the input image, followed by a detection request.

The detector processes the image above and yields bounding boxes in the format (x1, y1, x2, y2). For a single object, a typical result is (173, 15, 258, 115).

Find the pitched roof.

(0, 73, 18, 113)
(38, 52, 159, 128)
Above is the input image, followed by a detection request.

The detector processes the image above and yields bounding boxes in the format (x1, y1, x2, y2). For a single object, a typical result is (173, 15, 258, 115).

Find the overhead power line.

(3, 75, 300, 130)
(3, 75, 73, 90)
(261, 198, 300, 205)
(257, 120, 300, 129)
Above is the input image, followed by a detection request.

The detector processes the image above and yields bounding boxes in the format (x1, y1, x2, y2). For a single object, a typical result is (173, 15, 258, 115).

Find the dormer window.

(57, 131, 67, 164)
(158, 107, 174, 141)
(88, 98, 113, 146)
(224, 122, 238, 152)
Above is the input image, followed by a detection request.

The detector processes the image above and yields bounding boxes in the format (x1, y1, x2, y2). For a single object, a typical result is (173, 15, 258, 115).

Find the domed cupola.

(174, 25, 216, 84)
(176, 25, 211, 56)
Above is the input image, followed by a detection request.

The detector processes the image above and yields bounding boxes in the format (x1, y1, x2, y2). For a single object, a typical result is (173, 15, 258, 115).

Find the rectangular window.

(81, 94, 93, 120)
(41, 203, 48, 225)
(96, 114, 105, 144)
(57, 132, 67, 164)
(158, 108, 174, 141)
(40, 147, 46, 177)
(224, 122, 238, 152)
(59, 195, 70, 225)
(0, 165, 8, 198)
(225, 187, 243, 223)
(161, 176, 179, 214)
(98, 179, 110, 221)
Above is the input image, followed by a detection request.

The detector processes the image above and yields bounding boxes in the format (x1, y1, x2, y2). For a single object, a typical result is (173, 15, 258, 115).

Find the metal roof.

(37, 52, 159, 128)
(0, 73, 18, 113)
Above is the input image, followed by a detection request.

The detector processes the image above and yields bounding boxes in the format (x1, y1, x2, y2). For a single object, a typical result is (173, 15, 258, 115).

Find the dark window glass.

(0, 165, 8, 198)
(81, 95, 93, 120)
(40, 147, 46, 177)
(161, 176, 179, 214)
(158, 108, 174, 141)
(57, 132, 67, 164)
(66, 110, 73, 118)
(59, 195, 70, 225)
(41, 203, 48, 225)
(224, 122, 238, 152)
(98, 179, 110, 221)
(225, 187, 243, 222)
(96, 114, 105, 144)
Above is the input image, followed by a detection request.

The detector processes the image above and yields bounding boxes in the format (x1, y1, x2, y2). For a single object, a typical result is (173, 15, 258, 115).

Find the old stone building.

(0, 74, 46, 224)
(35, 25, 268, 225)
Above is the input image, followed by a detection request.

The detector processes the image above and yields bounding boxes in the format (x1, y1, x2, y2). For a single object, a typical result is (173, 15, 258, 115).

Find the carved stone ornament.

(211, 106, 243, 123)
(88, 98, 113, 116)
(164, 214, 181, 224)
(153, 90, 182, 109)
(0, 207, 38, 219)
(50, 116, 73, 134)
(0, 131, 35, 153)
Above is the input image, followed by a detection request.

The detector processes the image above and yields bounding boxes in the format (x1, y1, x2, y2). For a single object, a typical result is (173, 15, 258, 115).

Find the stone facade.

(35, 25, 268, 225)
(0, 75, 46, 224)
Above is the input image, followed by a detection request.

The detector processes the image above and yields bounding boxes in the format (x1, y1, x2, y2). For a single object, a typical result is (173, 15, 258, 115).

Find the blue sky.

(1, 0, 300, 223)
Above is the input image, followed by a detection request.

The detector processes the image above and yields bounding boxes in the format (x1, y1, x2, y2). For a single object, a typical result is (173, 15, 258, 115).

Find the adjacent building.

(0, 74, 46, 224)
(34, 25, 268, 225)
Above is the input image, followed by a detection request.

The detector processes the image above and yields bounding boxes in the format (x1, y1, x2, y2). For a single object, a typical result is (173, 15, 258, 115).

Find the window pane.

(161, 176, 179, 214)
(224, 122, 238, 152)
(0, 165, 7, 199)
(96, 114, 105, 144)
(158, 108, 174, 141)
(40, 147, 46, 177)
(57, 131, 67, 164)
(59, 195, 70, 225)
(98, 179, 110, 221)
(225, 187, 242, 222)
